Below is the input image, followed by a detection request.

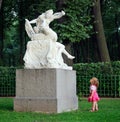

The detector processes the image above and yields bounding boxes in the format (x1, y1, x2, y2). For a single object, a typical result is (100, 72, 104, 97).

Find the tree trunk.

(93, 0, 110, 62)
(56, 0, 64, 11)
(18, 0, 24, 65)
(0, 0, 2, 10)
(115, 14, 120, 60)
(0, 0, 3, 63)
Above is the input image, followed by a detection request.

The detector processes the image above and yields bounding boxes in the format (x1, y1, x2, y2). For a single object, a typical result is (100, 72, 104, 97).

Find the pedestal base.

(14, 69, 78, 113)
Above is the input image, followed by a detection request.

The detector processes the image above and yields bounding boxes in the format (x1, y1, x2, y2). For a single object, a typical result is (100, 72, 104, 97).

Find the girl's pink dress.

(88, 85, 100, 102)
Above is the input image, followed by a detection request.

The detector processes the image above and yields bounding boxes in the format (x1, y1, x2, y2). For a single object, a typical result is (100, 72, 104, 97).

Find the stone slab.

(14, 69, 78, 113)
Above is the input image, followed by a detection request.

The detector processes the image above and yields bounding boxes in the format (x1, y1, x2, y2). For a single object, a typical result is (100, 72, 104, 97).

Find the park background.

(0, 0, 120, 122)
(0, 0, 120, 98)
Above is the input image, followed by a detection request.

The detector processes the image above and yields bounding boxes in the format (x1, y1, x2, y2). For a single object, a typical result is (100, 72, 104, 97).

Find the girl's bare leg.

(95, 102, 98, 111)
(90, 102, 96, 112)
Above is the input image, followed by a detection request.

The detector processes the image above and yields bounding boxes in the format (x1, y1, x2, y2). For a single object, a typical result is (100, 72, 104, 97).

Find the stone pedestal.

(14, 69, 78, 113)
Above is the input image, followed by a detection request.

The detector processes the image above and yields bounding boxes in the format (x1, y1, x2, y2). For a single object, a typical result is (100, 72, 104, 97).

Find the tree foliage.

(54, 0, 93, 43)
(102, 0, 120, 38)
(1, 0, 120, 66)
(102, 0, 120, 60)
(1, 0, 19, 66)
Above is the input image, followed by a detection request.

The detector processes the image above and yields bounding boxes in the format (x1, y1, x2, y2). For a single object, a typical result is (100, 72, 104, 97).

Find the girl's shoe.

(89, 110, 95, 112)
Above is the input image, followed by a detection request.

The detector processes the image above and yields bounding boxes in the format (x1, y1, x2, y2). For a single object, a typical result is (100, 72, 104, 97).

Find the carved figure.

(23, 9, 75, 70)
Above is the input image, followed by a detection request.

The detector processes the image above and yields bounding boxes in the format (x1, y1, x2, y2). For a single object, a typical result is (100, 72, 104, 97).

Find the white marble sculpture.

(23, 9, 75, 70)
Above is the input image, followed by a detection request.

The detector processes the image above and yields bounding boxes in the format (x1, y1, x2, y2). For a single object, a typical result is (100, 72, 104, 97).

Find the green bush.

(0, 67, 16, 96)
(73, 62, 113, 76)
(0, 61, 120, 97)
(73, 61, 120, 97)
(73, 61, 120, 76)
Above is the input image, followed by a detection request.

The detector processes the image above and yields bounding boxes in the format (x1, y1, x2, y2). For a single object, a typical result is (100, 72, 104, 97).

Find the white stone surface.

(14, 69, 78, 113)
(24, 9, 75, 70)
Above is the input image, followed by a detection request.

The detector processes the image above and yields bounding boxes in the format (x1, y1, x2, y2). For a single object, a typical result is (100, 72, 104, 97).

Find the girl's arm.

(89, 90, 95, 98)
(89, 85, 96, 98)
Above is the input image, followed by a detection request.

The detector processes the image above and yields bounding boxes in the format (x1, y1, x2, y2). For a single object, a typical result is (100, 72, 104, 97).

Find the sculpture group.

(23, 9, 75, 70)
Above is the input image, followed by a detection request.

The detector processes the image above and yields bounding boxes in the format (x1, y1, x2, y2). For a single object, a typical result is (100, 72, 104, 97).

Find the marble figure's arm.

(29, 19, 37, 24)
(53, 11, 65, 19)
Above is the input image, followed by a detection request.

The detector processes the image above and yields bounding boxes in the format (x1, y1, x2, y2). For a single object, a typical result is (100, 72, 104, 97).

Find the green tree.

(55, 0, 93, 64)
(0, 0, 2, 10)
(93, 0, 110, 62)
(0, 0, 4, 64)
(2, 0, 114, 66)
(102, 0, 120, 60)
(0, 0, 19, 66)
(0, 0, 56, 66)
(55, 0, 92, 43)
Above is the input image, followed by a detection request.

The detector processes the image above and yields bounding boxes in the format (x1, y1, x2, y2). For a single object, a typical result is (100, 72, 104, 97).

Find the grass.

(0, 98, 120, 122)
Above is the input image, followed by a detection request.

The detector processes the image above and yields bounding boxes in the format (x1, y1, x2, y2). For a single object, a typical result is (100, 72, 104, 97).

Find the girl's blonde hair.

(90, 77, 99, 87)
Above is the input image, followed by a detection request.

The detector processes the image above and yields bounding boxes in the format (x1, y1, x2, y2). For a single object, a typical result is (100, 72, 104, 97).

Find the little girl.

(88, 77, 100, 112)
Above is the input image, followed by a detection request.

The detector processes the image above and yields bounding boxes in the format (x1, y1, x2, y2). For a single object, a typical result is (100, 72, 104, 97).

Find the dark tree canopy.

(0, 0, 120, 66)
